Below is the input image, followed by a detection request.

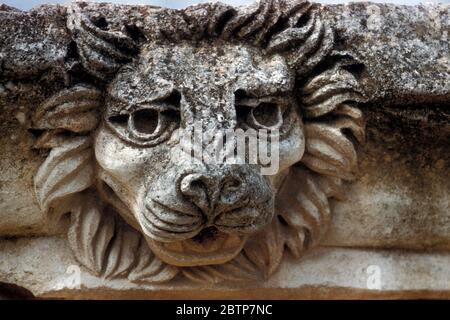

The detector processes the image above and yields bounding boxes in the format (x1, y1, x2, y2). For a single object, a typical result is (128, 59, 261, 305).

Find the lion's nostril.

(188, 180, 207, 195)
(220, 176, 247, 205)
(180, 174, 210, 197)
(180, 173, 213, 214)
(179, 172, 248, 218)
(222, 177, 242, 192)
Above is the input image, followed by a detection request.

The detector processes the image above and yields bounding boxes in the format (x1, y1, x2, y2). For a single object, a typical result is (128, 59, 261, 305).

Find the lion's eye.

(107, 107, 178, 147)
(235, 92, 287, 131)
(131, 109, 159, 135)
(106, 90, 181, 146)
(129, 108, 178, 140)
(249, 103, 283, 129)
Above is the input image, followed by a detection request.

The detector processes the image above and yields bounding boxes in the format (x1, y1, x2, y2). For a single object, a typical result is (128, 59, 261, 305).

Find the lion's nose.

(180, 172, 247, 218)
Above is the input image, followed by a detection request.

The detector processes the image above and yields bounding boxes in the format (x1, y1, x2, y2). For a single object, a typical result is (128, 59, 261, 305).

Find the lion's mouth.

(139, 197, 272, 267)
(145, 226, 247, 267)
(190, 226, 222, 247)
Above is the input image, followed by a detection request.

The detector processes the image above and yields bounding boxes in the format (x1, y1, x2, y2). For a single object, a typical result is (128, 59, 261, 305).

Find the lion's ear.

(32, 85, 101, 139)
(32, 85, 102, 215)
(67, 2, 139, 80)
(299, 55, 366, 180)
(301, 53, 366, 119)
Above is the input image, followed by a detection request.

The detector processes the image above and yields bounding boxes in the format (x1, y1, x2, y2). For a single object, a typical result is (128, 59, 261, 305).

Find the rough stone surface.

(0, 0, 448, 299)
(322, 3, 449, 105)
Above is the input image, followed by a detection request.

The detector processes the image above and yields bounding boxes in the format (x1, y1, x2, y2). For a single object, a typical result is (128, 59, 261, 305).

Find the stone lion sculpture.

(31, 0, 365, 284)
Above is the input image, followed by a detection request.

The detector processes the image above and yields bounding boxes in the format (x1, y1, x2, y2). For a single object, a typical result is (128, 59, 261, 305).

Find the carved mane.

(31, 0, 365, 284)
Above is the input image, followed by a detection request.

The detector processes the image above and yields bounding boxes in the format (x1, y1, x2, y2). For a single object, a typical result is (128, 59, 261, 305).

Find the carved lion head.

(31, 1, 365, 283)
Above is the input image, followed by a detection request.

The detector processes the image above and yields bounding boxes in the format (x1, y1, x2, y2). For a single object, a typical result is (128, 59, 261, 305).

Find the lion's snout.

(179, 172, 248, 218)
(138, 166, 275, 266)
(142, 165, 274, 241)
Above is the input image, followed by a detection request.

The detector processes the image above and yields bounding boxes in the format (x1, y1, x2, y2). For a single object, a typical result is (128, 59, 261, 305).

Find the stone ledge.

(1, 237, 449, 299)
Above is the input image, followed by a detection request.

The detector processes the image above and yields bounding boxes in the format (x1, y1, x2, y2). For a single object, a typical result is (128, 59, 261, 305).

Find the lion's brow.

(107, 88, 178, 108)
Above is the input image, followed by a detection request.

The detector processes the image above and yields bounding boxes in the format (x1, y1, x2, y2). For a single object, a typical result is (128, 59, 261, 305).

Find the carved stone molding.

(0, 0, 448, 298)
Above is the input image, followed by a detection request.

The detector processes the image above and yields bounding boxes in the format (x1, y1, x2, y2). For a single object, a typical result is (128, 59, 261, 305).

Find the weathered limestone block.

(322, 3, 449, 105)
(2, 236, 450, 299)
(0, 1, 448, 299)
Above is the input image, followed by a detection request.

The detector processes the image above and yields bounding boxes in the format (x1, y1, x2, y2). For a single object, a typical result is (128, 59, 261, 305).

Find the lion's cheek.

(278, 120, 305, 173)
(266, 120, 305, 190)
(94, 126, 151, 191)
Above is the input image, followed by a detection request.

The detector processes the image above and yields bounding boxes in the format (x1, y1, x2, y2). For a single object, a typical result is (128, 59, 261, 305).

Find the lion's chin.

(145, 227, 247, 267)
